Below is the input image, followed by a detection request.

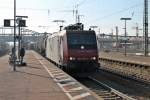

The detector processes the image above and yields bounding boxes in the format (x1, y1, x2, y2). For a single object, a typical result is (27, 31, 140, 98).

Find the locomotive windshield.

(67, 31, 97, 49)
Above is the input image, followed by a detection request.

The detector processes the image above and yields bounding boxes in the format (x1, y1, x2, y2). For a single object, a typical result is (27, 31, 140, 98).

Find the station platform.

(0, 50, 99, 100)
(99, 51, 150, 83)
(99, 52, 150, 66)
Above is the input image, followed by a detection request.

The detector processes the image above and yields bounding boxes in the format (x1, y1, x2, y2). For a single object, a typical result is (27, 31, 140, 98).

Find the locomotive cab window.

(67, 31, 97, 49)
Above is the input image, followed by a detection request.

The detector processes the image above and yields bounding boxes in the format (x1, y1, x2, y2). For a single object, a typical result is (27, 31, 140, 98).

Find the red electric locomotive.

(45, 23, 99, 77)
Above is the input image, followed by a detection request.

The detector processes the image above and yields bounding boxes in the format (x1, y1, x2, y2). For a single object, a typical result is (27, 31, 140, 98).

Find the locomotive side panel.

(62, 32, 68, 66)
(46, 35, 61, 65)
(46, 37, 51, 61)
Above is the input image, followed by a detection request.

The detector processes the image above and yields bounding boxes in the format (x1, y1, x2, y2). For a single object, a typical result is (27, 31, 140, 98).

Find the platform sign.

(4, 20, 10, 27)
(18, 20, 26, 27)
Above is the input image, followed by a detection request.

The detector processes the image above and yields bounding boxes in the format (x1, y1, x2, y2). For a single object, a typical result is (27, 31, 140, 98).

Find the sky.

(0, 0, 148, 36)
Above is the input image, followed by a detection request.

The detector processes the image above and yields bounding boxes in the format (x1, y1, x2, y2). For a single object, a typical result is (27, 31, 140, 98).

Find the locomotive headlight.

(91, 57, 96, 60)
(70, 57, 73, 60)
(81, 45, 84, 49)
(69, 57, 75, 60)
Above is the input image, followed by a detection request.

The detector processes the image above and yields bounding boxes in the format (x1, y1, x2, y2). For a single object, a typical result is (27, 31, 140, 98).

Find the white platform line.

(49, 69, 59, 72)
(57, 83, 74, 99)
(53, 72, 64, 76)
(52, 71, 63, 75)
(61, 82, 77, 87)
(69, 87, 83, 91)
(33, 52, 91, 100)
(72, 92, 91, 100)
(56, 75, 68, 79)
(51, 70, 62, 73)
(33, 52, 73, 100)
(34, 54, 54, 79)
(56, 78, 72, 82)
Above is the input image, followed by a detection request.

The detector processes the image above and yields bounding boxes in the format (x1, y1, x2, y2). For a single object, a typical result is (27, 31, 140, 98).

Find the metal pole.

(136, 26, 139, 37)
(18, 26, 20, 62)
(116, 26, 119, 52)
(136, 26, 139, 49)
(144, 0, 148, 56)
(21, 28, 23, 49)
(13, 0, 16, 71)
(125, 20, 127, 56)
(120, 18, 131, 56)
(98, 28, 100, 34)
(2, 27, 4, 43)
(76, 4, 78, 23)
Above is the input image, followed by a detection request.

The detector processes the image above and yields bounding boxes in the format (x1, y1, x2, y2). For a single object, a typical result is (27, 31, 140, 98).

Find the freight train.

(37, 23, 99, 76)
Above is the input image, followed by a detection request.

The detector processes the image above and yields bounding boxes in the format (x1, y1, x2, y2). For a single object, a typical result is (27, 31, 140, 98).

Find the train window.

(67, 31, 97, 49)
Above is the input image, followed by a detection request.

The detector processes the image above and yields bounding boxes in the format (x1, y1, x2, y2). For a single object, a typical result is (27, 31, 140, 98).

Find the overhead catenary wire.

(77, 0, 88, 7)
(92, 3, 143, 23)
(0, 6, 50, 12)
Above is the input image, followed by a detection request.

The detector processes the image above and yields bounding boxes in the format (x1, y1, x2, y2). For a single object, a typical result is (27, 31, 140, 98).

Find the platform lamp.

(4, 0, 16, 71)
(120, 18, 131, 56)
(16, 16, 27, 63)
(13, 0, 16, 71)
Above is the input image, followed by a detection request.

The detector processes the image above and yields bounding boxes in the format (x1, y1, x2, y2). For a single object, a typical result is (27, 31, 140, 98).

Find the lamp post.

(13, 0, 16, 71)
(13, 0, 27, 69)
(144, 0, 148, 56)
(120, 18, 131, 56)
(16, 16, 27, 63)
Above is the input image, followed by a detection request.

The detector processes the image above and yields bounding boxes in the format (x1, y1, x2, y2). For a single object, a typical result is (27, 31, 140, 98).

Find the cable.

(18, 8, 49, 11)
(0, 6, 49, 12)
(78, 0, 88, 7)
(92, 3, 142, 23)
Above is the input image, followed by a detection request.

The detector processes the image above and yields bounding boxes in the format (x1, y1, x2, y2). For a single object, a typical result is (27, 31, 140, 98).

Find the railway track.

(99, 58, 150, 84)
(78, 76, 135, 100)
